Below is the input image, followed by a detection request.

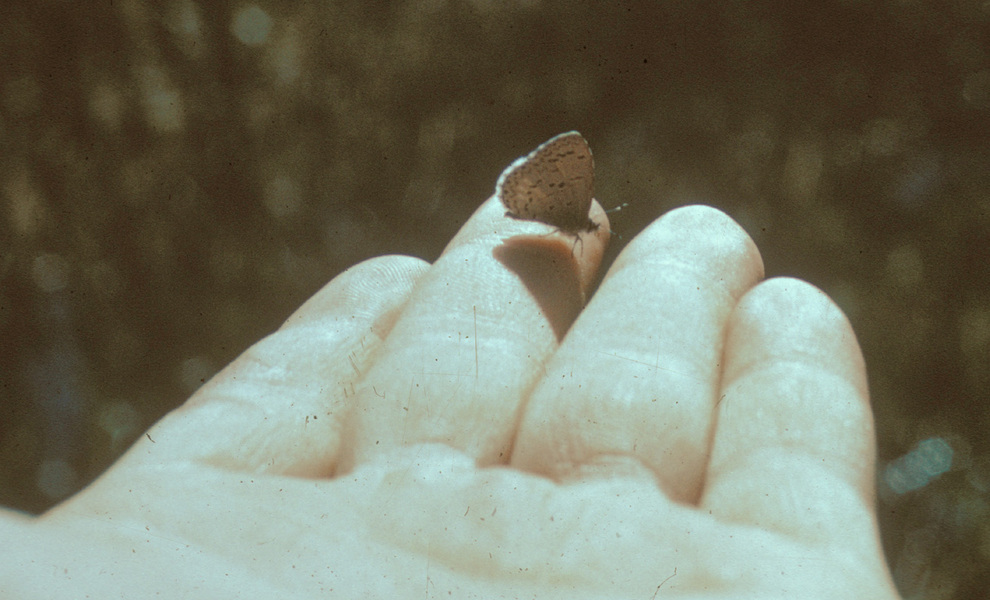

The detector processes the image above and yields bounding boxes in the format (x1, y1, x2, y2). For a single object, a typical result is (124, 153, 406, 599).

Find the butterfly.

(495, 131, 598, 234)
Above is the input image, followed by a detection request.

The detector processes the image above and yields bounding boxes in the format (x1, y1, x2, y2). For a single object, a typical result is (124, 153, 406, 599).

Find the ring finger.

(511, 205, 764, 502)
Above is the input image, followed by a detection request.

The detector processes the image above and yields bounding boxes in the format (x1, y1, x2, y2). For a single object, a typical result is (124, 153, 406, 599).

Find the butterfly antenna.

(603, 203, 628, 239)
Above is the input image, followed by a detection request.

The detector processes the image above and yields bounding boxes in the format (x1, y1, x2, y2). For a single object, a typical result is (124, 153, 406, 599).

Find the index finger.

(337, 196, 610, 472)
(118, 254, 430, 476)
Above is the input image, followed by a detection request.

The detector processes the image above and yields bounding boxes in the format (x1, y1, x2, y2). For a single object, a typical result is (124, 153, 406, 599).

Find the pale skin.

(1, 201, 901, 599)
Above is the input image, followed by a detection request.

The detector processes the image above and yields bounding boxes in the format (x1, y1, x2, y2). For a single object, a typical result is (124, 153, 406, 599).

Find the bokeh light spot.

(884, 437, 954, 495)
(179, 356, 215, 394)
(231, 4, 273, 47)
(98, 401, 142, 450)
(962, 69, 990, 110)
(31, 253, 70, 293)
(36, 459, 78, 500)
(263, 176, 302, 218)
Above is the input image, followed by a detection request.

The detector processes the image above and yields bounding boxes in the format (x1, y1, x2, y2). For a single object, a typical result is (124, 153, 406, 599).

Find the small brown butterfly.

(496, 131, 598, 234)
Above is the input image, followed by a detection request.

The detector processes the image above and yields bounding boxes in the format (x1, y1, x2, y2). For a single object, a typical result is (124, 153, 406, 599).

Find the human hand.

(2, 199, 901, 599)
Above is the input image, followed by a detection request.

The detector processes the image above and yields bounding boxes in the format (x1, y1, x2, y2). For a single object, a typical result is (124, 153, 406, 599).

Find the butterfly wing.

(496, 131, 596, 233)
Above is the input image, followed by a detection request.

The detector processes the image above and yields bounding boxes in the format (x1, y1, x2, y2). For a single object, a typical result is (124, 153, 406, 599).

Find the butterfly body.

(496, 131, 597, 234)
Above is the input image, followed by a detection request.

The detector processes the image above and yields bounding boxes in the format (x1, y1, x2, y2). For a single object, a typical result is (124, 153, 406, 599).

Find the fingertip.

(612, 204, 764, 283)
(725, 276, 867, 396)
(284, 254, 431, 331)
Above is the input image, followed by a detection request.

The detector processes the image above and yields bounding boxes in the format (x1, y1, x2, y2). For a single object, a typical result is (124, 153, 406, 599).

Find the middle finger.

(512, 205, 764, 503)
(336, 196, 610, 473)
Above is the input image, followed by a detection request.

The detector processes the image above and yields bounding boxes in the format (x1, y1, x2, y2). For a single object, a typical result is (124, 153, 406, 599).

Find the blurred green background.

(2, 0, 989, 597)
